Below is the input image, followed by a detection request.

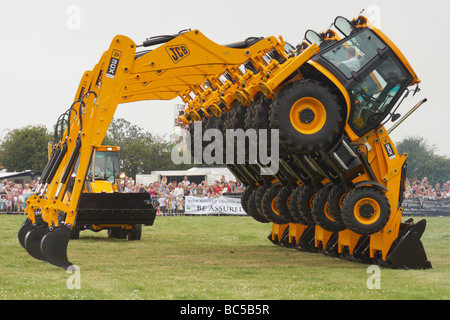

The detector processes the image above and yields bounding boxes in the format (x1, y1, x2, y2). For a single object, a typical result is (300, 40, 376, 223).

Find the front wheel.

(341, 186, 390, 236)
(311, 185, 346, 232)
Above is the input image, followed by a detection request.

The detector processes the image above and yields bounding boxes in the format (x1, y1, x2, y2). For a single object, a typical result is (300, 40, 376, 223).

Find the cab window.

(349, 57, 410, 135)
(322, 29, 386, 78)
(88, 151, 119, 183)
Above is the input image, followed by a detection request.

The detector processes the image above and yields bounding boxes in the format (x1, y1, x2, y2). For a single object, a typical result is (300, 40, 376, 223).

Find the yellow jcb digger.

(180, 15, 431, 269)
(69, 145, 147, 241)
(18, 14, 431, 270)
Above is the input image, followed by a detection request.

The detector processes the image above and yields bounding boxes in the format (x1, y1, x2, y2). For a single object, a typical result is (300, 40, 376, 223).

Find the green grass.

(0, 214, 449, 300)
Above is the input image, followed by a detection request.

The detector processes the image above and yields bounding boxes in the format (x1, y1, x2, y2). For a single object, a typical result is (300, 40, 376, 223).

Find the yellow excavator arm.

(19, 30, 296, 268)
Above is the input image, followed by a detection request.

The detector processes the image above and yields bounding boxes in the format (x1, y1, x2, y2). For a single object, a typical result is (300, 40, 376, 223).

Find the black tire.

(253, 95, 271, 130)
(296, 184, 316, 226)
(341, 186, 391, 236)
(311, 185, 347, 232)
(289, 185, 309, 224)
(261, 183, 290, 224)
(244, 98, 257, 131)
(276, 185, 294, 222)
(247, 186, 270, 223)
(228, 101, 246, 130)
(108, 228, 127, 239)
(327, 184, 347, 225)
(241, 185, 254, 214)
(269, 80, 343, 153)
(70, 226, 80, 240)
(128, 224, 142, 241)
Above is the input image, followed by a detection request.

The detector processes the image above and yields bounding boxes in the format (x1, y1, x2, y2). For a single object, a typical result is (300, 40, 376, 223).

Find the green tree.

(103, 118, 192, 179)
(0, 125, 52, 172)
(396, 136, 450, 184)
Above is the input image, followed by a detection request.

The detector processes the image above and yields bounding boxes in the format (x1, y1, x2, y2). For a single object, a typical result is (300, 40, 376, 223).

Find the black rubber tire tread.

(228, 101, 246, 130)
(276, 185, 295, 222)
(296, 184, 317, 226)
(70, 226, 80, 240)
(253, 95, 271, 130)
(340, 186, 391, 236)
(241, 185, 254, 214)
(288, 185, 309, 224)
(311, 185, 347, 232)
(261, 183, 289, 224)
(327, 184, 347, 224)
(269, 79, 343, 154)
(244, 100, 257, 131)
(127, 224, 142, 241)
(247, 186, 270, 223)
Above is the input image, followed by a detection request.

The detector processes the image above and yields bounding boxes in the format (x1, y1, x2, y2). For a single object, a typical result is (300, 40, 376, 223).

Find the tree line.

(0, 121, 449, 184)
(0, 118, 193, 179)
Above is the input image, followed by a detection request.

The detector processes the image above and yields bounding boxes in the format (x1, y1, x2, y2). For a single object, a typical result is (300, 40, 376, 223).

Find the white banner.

(184, 195, 245, 215)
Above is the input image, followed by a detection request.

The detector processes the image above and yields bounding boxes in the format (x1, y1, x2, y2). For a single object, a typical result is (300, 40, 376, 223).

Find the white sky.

(0, 0, 448, 156)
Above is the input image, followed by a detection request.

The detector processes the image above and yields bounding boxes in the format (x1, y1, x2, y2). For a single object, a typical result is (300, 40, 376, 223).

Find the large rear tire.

(269, 80, 343, 153)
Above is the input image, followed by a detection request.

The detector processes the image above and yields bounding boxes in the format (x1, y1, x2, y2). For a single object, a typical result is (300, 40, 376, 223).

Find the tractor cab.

(306, 16, 419, 139)
(85, 146, 122, 193)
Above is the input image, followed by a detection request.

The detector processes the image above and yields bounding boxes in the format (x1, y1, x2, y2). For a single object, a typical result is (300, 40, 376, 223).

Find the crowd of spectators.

(0, 179, 35, 213)
(6, 175, 446, 215)
(120, 175, 245, 216)
(404, 177, 450, 204)
(0, 175, 246, 215)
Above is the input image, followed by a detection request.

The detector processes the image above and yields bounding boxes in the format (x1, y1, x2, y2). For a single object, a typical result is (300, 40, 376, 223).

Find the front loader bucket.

(384, 219, 432, 269)
(40, 226, 73, 269)
(76, 192, 156, 225)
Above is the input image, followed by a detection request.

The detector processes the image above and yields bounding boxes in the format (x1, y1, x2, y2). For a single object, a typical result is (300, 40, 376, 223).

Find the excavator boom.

(19, 30, 293, 268)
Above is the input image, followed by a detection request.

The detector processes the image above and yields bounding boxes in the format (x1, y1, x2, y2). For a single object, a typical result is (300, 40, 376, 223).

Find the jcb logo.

(106, 50, 122, 79)
(166, 44, 190, 63)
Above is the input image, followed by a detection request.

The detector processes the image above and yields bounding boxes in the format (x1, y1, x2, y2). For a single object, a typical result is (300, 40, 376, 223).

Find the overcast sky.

(0, 0, 448, 156)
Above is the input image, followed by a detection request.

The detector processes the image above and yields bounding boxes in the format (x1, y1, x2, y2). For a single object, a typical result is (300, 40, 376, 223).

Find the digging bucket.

(40, 225, 73, 269)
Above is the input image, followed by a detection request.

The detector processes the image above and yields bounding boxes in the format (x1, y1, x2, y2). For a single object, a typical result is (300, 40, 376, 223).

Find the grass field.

(0, 214, 449, 300)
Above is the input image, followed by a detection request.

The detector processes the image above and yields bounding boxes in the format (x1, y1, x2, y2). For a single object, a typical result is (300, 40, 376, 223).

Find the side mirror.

(391, 113, 401, 122)
(305, 30, 324, 46)
(334, 16, 356, 37)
